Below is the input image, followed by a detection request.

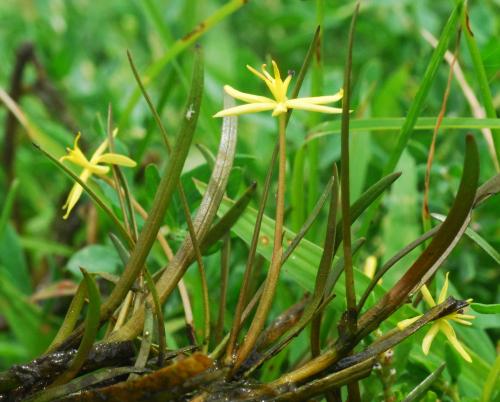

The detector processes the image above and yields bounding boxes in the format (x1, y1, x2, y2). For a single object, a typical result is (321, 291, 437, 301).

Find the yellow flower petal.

(450, 317, 473, 326)
(285, 100, 343, 114)
(440, 320, 472, 362)
(223, 85, 274, 104)
(216, 60, 349, 119)
(422, 322, 440, 355)
(247, 64, 268, 83)
(261, 64, 274, 82)
(271, 60, 281, 81)
(89, 138, 110, 162)
(282, 74, 292, 96)
(420, 284, 436, 308)
(437, 272, 449, 304)
(87, 163, 110, 175)
(456, 313, 475, 320)
(397, 315, 422, 330)
(293, 90, 344, 105)
(60, 147, 89, 167)
(62, 170, 91, 219)
(62, 184, 83, 219)
(214, 102, 276, 117)
(96, 153, 137, 168)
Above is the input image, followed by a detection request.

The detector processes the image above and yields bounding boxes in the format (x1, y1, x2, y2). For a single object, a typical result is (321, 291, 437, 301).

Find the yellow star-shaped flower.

(213, 60, 344, 118)
(397, 273, 475, 362)
(59, 132, 137, 219)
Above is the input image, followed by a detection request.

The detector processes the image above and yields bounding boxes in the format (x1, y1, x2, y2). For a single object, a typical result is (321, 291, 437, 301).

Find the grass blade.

(107, 92, 237, 343)
(356, 1, 464, 235)
(119, 0, 247, 128)
(308, 117, 500, 141)
(47, 282, 86, 353)
(432, 213, 500, 264)
(334, 172, 401, 252)
(383, 1, 463, 175)
(462, 4, 500, 165)
(402, 364, 446, 402)
(201, 181, 256, 251)
(100, 48, 204, 326)
(51, 269, 101, 386)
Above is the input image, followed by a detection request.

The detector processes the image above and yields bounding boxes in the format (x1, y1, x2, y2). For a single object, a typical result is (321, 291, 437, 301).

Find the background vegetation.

(0, 0, 498, 400)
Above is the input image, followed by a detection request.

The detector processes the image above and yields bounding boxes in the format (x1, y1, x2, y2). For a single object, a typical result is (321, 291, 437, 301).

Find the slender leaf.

(402, 364, 446, 402)
(98, 47, 204, 329)
(119, 0, 247, 128)
(308, 117, 500, 142)
(471, 303, 500, 315)
(51, 269, 101, 386)
(432, 213, 500, 264)
(106, 92, 238, 342)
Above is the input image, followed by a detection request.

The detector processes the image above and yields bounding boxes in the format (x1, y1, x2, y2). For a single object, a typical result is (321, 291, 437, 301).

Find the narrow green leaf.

(402, 363, 446, 402)
(106, 89, 237, 343)
(51, 269, 101, 386)
(334, 171, 401, 251)
(100, 48, 204, 326)
(0, 179, 19, 236)
(308, 117, 500, 142)
(119, 0, 247, 128)
(462, 5, 500, 166)
(432, 213, 500, 264)
(47, 282, 86, 353)
(133, 303, 154, 372)
(108, 232, 167, 366)
(384, 1, 463, 174)
(481, 354, 500, 402)
(195, 143, 216, 171)
(201, 181, 256, 251)
(203, 156, 490, 387)
(291, 147, 306, 231)
(283, 175, 334, 263)
(356, 1, 464, 235)
(471, 303, 500, 315)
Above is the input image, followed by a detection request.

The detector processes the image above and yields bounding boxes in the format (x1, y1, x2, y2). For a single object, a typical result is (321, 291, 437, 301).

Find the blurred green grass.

(0, 0, 499, 398)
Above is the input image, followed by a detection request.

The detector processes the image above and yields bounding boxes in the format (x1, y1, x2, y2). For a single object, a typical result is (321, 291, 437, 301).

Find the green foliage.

(0, 0, 498, 400)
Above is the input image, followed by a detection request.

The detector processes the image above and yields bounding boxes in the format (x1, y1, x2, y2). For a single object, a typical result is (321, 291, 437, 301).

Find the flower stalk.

(233, 114, 287, 371)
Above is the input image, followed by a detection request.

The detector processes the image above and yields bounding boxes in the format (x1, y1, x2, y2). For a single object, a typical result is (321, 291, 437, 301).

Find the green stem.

(179, 184, 211, 351)
(234, 114, 287, 371)
(341, 1, 359, 336)
(215, 235, 230, 344)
